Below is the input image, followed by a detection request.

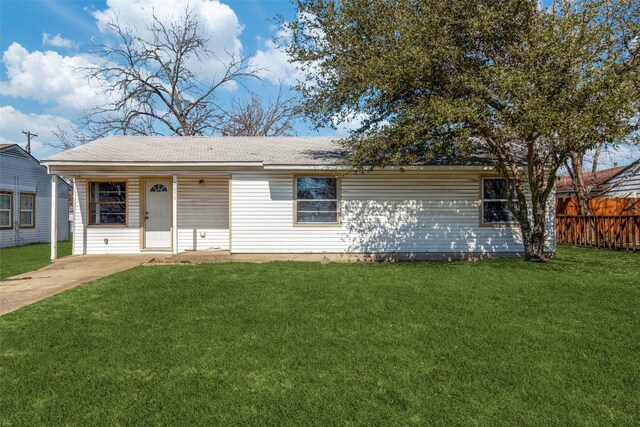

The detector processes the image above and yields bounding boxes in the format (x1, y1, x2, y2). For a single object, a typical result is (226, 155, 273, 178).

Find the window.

(89, 182, 127, 225)
(482, 177, 518, 224)
(295, 177, 339, 224)
(149, 184, 168, 192)
(0, 192, 12, 229)
(19, 193, 35, 228)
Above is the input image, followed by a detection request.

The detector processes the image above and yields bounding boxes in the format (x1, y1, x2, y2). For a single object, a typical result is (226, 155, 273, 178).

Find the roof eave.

(42, 161, 264, 167)
(262, 164, 502, 170)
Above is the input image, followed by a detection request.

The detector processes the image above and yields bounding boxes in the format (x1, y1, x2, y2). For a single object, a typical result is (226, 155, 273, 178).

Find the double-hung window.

(89, 182, 127, 225)
(481, 177, 518, 224)
(295, 177, 340, 224)
(19, 193, 35, 228)
(0, 192, 12, 229)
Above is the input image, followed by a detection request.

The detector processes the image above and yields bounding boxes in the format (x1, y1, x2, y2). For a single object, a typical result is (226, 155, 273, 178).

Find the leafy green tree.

(285, 0, 639, 261)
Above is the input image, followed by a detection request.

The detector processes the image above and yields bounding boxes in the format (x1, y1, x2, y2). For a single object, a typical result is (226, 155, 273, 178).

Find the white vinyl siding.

(69, 169, 555, 256)
(73, 178, 140, 255)
(599, 164, 640, 198)
(231, 170, 555, 254)
(0, 147, 70, 248)
(73, 176, 230, 254)
(177, 176, 229, 251)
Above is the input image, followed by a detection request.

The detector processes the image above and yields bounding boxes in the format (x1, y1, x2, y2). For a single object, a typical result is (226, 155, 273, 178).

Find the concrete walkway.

(0, 255, 162, 316)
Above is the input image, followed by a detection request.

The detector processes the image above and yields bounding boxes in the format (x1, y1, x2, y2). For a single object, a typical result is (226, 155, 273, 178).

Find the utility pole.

(21, 131, 37, 154)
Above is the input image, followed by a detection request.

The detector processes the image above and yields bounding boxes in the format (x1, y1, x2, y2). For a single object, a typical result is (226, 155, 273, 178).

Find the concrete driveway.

(0, 255, 163, 316)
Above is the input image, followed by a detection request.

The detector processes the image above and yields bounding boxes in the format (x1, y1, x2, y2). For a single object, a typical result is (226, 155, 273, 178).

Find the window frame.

(480, 176, 519, 226)
(87, 180, 128, 227)
(18, 192, 36, 229)
(293, 175, 342, 227)
(149, 183, 168, 193)
(0, 191, 13, 230)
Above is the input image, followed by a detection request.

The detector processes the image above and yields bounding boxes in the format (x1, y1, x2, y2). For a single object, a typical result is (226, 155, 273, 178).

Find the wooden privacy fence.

(556, 197, 639, 215)
(556, 215, 640, 252)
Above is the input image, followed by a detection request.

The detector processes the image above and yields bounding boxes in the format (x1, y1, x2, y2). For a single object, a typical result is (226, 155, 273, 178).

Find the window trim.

(293, 175, 342, 227)
(0, 191, 13, 230)
(18, 192, 36, 229)
(480, 176, 520, 226)
(87, 180, 128, 227)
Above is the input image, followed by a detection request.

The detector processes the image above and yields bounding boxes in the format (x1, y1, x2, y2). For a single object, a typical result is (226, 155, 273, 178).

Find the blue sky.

(0, 0, 324, 158)
(0, 0, 637, 167)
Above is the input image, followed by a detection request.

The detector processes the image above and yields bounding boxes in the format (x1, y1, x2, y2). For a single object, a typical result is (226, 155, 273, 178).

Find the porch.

(49, 174, 230, 259)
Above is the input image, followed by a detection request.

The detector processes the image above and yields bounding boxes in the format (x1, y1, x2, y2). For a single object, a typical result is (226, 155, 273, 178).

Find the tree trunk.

(519, 205, 548, 262)
(571, 152, 593, 216)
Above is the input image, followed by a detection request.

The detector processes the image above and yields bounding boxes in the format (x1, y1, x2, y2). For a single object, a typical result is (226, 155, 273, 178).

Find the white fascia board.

(55, 171, 236, 177)
(43, 161, 264, 167)
(263, 165, 349, 170)
(263, 164, 499, 171)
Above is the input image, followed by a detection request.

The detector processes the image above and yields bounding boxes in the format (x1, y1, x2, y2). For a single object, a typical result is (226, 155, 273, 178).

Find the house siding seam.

(230, 170, 555, 254)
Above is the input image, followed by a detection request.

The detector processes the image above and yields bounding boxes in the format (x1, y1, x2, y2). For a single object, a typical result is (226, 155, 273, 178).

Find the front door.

(144, 180, 172, 249)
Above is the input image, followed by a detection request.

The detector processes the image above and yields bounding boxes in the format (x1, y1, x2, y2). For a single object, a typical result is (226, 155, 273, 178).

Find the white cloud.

(250, 13, 323, 87)
(42, 33, 78, 49)
(0, 42, 109, 114)
(251, 29, 305, 86)
(93, 0, 245, 82)
(333, 112, 369, 135)
(0, 1, 248, 120)
(0, 106, 72, 158)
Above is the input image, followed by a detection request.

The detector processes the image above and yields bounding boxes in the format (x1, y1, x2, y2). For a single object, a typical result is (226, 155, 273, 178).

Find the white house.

(556, 159, 639, 199)
(597, 159, 640, 198)
(1, 144, 70, 248)
(41, 136, 555, 260)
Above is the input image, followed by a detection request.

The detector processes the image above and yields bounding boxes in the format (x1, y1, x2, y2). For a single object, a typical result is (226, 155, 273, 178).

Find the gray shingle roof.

(42, 135, 505, 167)
(43, 136, 346, 166)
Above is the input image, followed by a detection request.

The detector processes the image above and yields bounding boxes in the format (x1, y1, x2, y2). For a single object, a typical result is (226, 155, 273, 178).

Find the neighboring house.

(556, 159, 640, 215)
(41, 136, 555, 259)
(556, 164, 626, 199)
(0, 144, 70, 248)
(596, 159, 640, 198)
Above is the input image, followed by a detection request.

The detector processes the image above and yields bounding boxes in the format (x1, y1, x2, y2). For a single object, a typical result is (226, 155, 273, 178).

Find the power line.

(21, 131, 37, 154)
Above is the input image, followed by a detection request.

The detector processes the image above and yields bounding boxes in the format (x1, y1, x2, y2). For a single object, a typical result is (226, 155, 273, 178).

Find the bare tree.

(55, 6, 259, 148)
(53, 125, 93, 151)
(220, 87, 300, 136)
(565, 141, 639, 215)
(564, 144, 605, 215)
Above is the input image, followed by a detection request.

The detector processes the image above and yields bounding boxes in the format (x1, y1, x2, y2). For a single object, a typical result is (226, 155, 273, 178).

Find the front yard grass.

(0, 240, 72, 280)
(1, 246, 638, 425)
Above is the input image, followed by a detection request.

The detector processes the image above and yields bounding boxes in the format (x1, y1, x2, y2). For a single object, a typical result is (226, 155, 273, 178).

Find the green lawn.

(0, 241, 72, 280)
(1, 246, 638, 426)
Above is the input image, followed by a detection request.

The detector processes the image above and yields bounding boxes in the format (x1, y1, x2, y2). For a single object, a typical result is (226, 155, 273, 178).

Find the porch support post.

(172, 175, 178, 254)
(50, 175, 58, 261)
